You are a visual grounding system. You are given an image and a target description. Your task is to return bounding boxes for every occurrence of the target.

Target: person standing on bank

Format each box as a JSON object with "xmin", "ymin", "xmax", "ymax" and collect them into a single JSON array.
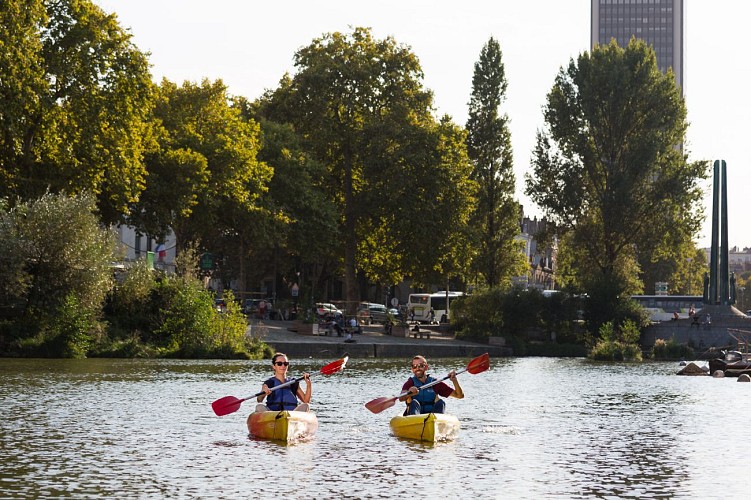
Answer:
[
  {"xmin": 256, "ymin": 352, "xmax": 311, "ymax": 411},
  {"xmin": 399, "ymin": 355, "xmax": 463, "ymax": 415}
]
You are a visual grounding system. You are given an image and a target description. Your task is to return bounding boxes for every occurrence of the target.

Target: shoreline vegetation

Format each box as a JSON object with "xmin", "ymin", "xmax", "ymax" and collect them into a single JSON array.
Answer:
[
  {"xmin": 0, "ymin": 193, "xmax": 272, "ymax": 360},
  {"xmin": 0, "ymin": 193, "xmax": 676, "ymax": 362}
]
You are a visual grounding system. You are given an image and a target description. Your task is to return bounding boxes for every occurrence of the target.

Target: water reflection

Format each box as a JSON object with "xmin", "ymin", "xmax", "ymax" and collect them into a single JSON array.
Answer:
[{"xmin": 1, "ymin": 357, "xmax": 748, "ymax": 498}]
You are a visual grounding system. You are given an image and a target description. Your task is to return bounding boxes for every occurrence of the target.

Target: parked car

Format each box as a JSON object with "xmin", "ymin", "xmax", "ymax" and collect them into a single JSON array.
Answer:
[
  {"xmin": 388, "ymin": 308, "xmax": 402, "ymax": 321},
  {"xmin": 316, "ymin": 303, "xmax": 343, "ymax": 318},
  {"xmin": 357, "ymin": 303, "xmax": 390, "ymax": 325},
  {"xmin": 242, "ymin": 299, "xmax": 258, "ymax": 316}
]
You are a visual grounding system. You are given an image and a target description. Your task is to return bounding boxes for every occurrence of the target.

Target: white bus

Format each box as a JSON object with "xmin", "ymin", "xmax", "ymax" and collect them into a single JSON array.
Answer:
[
  {"xmin": 407, "ymin": 291, "xmax": 464, "ymax": 323},
  {"xmin": 631, "ymin": 295, "xmax": 703, "ymax": 322}
]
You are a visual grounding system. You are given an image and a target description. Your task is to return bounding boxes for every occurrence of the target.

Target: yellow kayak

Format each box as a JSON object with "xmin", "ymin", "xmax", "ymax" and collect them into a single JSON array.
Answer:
[
  {"xmin": 389, "ymin": 413, "xmax": 460, "ymax": 442},
  {"xmin": 247, "ymin": 410, "xmax": 318, "ymax": 442}
]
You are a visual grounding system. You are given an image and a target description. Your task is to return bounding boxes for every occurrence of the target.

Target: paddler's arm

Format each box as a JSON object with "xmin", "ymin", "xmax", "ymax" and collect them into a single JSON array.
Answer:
[
  {"xmin": 297, "ymin": 373, "xmax": 312, "ymax": 404},
  {"xmin": 448, "ymin": 370, "xmax": 464, "ymax": 399},
  {"xmin": 399, "ymin": 382, "xmax": 418, "ymax": 402},
  {"xmin": 257, "ymin": 384, "xmax": 270, "ymax": 403}
]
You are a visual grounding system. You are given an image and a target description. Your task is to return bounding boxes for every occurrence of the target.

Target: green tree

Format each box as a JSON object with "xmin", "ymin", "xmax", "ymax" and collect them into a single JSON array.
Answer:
[
  {"xmin": 0, "ymin": 192, "xmax": 119, "ymax": 355},
  {"xmin": 129, "ymin": 79, "xmax": 272, "ymax": 293},
  {"xmin": 466, "ymin": 37, "xmax": 525, "ymax": 288},
  {"xmin": 261, "ymin": 28, "xmax": 476, "ymax": 307},
  {"xmin": 0, "ymin": 0, "xmax": 47, "ymax": 194},
  {"xmin": 638, "ymin": 240, "xmax": 707, "ymax": 296},
  {"xmin": 238, "ymin": 105, "xmax": 340, "ymax": 296},
  {"xmin": 0, "ymin": 0, "xmax": 155, "ymax": 223},
  {"xmin": 525, "ymin": 39, "xmax": 707, "ymax": 319}
]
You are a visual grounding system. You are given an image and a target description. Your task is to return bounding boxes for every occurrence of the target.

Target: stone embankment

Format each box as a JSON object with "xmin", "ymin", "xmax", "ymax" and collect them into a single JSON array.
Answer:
[
  {"xmin": 641, "ymin": 304, "xmax": 751, "ymax": 357},
  {"xmin": 248, "ymin": 320, "xmax": 510, "ymax": 359}
]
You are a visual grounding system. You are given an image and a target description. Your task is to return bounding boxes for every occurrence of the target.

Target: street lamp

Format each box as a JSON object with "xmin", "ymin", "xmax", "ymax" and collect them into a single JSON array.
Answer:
[{"xmin": 687, "ymin": 257, "xmax": 692, "ymax": 295}]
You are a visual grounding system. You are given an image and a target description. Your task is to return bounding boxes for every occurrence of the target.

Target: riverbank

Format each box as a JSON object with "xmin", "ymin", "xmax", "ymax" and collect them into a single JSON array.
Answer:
[{"xmin": 248, "ymin": 319, "xmax": 509, "ymax": 358}]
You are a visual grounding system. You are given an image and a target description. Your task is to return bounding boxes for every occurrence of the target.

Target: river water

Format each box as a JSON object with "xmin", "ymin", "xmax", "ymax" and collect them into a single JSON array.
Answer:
[{"xmin": 0, "ymin": 356, "xmax": 746, "ymax": 499}]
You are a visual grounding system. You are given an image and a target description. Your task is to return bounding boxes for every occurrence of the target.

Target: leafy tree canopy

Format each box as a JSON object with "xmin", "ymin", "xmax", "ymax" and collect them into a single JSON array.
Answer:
[
  {"xmin": 259, "ymin": 27, "xmax": 476, "ymax": 302},
  {"xmin": 0, "ymin": 0, "xmax": 156, "ymax": 223},
  {"xmin": 129, "ymin": 79, "xmax": 272, "ymax": 253},
  {"xmin": 526, "ymin": 39, "xmax": 707, "ymax": 300}
]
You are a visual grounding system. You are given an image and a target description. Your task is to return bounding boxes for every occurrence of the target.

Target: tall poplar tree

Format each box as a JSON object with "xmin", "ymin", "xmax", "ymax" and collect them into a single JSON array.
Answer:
[
  {"xmin": 525, "ymin": 39, "xmax": 706, "ymax": 318},
  {"xmin": 466, "ymin": 37, "xmax": 524, "ymax": 288}
]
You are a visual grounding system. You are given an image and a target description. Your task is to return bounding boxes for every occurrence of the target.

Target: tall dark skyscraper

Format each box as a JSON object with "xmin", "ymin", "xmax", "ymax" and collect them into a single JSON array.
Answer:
[{"xmin": 591, "ymin": 0, "xmax": 684, "ymax": 93}]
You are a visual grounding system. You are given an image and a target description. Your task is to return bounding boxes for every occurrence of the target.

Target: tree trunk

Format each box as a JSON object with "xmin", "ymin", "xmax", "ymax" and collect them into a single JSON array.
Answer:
[{"xmin": 343, "ymin": 147, "xmax": 359, "ymax": 315}]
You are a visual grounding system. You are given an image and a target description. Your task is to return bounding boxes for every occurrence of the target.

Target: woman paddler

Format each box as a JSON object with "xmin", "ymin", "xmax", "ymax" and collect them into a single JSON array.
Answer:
[{"xmin": 256, "ymin": 352, "xmax": 312, "ymax": 412}]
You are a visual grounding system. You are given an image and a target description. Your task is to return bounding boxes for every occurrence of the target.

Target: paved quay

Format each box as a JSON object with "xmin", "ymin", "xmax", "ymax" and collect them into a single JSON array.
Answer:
[{"xmin": 248, "ymin": 320, "xmax": 508, "ymax": 358}]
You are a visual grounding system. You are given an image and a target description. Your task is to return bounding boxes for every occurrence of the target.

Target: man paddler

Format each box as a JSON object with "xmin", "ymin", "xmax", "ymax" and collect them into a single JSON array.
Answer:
[{"xmin": 399, "ymin": 355, "xmax": 463, "ymax": 415}]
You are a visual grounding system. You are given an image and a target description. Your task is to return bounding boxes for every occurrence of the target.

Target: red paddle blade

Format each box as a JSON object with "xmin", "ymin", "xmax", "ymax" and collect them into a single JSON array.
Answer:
[
  {"xmin": 467, "ymin": 353, "xmax": 490, "ymax": 374},
  {"xmin": 364, "ymin": 396, "xmax": 398, "ymax": 414},
  {"xmin": 212, "ymin": 396, "xmax": 242, "ymax": 416},
  {"xmin": 320, "ymin": 355, "xmax": 348, "ymax": 375}
]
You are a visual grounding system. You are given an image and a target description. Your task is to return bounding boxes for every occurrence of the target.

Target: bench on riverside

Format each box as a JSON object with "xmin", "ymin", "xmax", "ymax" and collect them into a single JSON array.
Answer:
[{"xmin": 411, "ymin": 326, "xmax": 430, "ymax": 339}]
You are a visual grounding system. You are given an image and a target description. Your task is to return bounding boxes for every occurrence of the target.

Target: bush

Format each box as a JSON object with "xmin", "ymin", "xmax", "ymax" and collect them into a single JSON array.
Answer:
[
  {"xmin": 146, "ymin": 277, "xmax": 269, "ymax": 359},
  {"xmin": 589, "ymin": 320, "xmax": 643, "ymax": 361},
  {"xmin": 48, "ymin": 295, "xmax": 98, "ymax": 358},
  {"xmin": 0, "ymin": 192, "xmax": 118, "ymax": 356},
  {"xmin": 101, "ymin": 245, "xmax": 272, "ymax": 359},
  {"xmin": 452, "ymin": 288, "xmax": 507, "ymax": 340},
  {"xmin": 453, "ymin": 287, "xmax": 585, "ymax": 345},
  {"xmin": 651, "ymin": 337, "xmax": 694, "ymax": 360}
]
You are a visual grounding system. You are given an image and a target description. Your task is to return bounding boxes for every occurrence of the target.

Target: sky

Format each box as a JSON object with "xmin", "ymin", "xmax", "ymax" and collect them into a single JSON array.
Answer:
[{"xmin": 94, "ymin": 0, "xmax": 751, "ymax": 250}]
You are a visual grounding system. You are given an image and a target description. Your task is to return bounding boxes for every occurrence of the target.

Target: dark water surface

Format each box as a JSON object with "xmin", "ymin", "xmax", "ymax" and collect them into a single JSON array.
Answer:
[{"xmin": 0, "ymin": 357, "xmax": 746, "ymax": 498}]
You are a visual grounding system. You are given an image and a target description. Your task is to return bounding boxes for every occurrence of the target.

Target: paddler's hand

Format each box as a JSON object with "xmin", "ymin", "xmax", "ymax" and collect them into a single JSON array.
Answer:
[
  {"xmin": 408, "ymin": 386, "xmax": 419, "ymax": 396},
  {"xmin": 303, "ymin": 373, "xmax": 310, "ymax": 383},
  {"xmin": 262, "ymin": 384, "xmax": 271, "ymax": 396},
  {"xmin": 448, "ymin": 370, "xmax": 458, "ymax": 381}
]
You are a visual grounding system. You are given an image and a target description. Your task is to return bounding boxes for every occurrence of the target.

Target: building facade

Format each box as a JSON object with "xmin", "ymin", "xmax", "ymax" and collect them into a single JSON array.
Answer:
[
  {"xmin": 116, "ymin": 225, "xmax": 176, "ymax": 273},
  {"xmin": 591, "ymin": 0, "xmax": 684, "ymax": 92},
  {"xmin": 513, "ymin": 216, "xmax": 557, "ymax": 291}
]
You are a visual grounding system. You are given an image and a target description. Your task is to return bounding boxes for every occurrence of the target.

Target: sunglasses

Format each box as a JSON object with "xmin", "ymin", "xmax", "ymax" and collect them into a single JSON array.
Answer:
[
  {"xmin": 411, "ymin": 363, "xmax": 426, "ymax": 369},
  {"xmin": 274, "ymin": 361, "xmax": 289, "ymax": 366}
]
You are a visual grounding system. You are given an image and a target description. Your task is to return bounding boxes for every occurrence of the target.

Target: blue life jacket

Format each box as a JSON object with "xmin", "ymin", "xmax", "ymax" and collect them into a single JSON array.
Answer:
[
  {"xmin": 264, "ymin": 376, "xmax": 299, "ymax": 411},
  {"xmin": 411, "ymin": 375, "xmax": 438, "ymax": 411}
]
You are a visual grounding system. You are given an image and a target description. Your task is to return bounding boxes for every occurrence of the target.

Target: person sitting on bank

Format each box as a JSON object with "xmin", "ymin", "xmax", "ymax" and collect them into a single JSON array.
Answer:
[
  {"xmin": 399, "ymin": 355, "xmax": 463, "ymax": 415},
  {"xmin": 348, "ymin": 316, "xmax": 361, "ymax": 334},
  {"xmin": 256, "ymin": 352, "xmax": 311, "ymax": 412},
  {"xmin": 427, "ymin": 308, "xmax": 436, "ymax": 324},
  {"xmin": 690, "ymin": 314, "xmax": 700, "ymax": 327},
  {"xmin": 672, "ymin": 311, "xmax": 680, "ymax": 321}
]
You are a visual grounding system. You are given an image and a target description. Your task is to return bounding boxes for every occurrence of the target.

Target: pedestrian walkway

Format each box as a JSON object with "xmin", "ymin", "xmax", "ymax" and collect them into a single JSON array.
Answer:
[{"xmin": 247, "ymin": 320, "xmax": 509, "ymax": 358}]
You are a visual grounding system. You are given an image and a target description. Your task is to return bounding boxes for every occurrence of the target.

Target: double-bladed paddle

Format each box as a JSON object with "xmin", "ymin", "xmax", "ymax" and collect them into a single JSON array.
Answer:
[
  {"xmin": 212, "ymin": 355, "xmax": 349, "ymax": 416},
  {"xmin": 364, "ymin": 352, "xmax": 490, "ymax": 414}
]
